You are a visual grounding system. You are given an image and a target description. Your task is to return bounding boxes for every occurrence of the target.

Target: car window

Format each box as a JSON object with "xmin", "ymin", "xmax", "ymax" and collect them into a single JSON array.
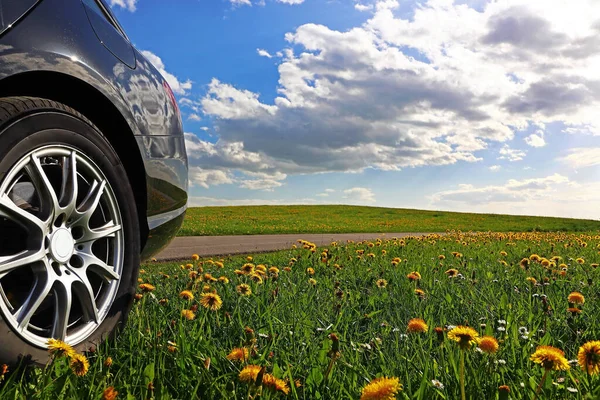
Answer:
[{"xmin": 0, "ymin": 0, "xmax": 39, "ymax": 33}]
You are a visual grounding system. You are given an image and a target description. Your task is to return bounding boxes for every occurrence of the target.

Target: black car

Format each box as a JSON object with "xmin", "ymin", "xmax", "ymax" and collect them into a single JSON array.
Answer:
[{"xmin": 0, "ymin": 0, "xmax": 188, "ymax": 363}]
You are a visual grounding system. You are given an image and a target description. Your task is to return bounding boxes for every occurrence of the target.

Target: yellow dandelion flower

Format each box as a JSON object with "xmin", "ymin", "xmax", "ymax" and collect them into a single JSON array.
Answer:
[
  {"xmin": 102, "ymin": 387, "xmax": 118, "ymax": 400},
  {"xmin": 529, "ymin": 254, "xmax": 541, "ymax": 262},
  {"xmin": 447, "ymin": 326, "xmax": 479, "ymax": 350},
  {"xmin": 214, "ymin": 261, "xmax": 224, "ymax": 268},
  {"xmin": 192, "ymin": 254, "xmax": 200, "ymax": 261},
  {"xmin": 250, "ymin": 273, "xmax": 263, "ymax": 284},
  {"xmin": 47, "ymin": 339, "xmax": 75, "ymax": 358},
  {"xmin": 104, "ymin": 357, "xmax": 113, "ymax": 367},
  {"xmin": 407, "ymin": 272, "xmax": 421, "ymax": 281},
  {"xmin": 200, "ymin": 292, "xmax": 223, "ymax": 311},
  {"xmin": 568, "ymin": 291, "xmax": 585, "ymax": 305},
  {"xmin": 376, "ymin": 279, "xmax": 388, "ymax": 288},
  {"xmin": 576, "ymin": 258, "xmax": 585, "ymax": 264},
  {"xmin": 241, "ymin": 263, "xmax": 255, "ymax": 274},
  {"xmin": 236, "ymin": 284, "xmax": 252, "ymax": 296},
  {"xmin": 247, "ymin": 256, "xmax": 253, "ymax": 262},
  {"xmin": 139, "ymin": 283, "xmax": 155, "ymax": 292},
  {"xmin": 445, "ymin": 268, "xmax": 459, "ymax": 277},
  {"xmin": 256, "ymin": 264, "xmax": 267, "ymax": 272},
  {"xmin": 578, "ymin": 340, "xmax": 600, "ymax": 375},
  {"xmin": 268, "ymin": 267, "xmax": 280, "ymax": 275},
  {"xmin": 306, "ymin": 268, "xmax": 315, "ymax": 275},
  {"xmin": 218, "ymin": 276, "xmax": 230, "ymax": 284},
  {"xmin": 179, "ymin": 290, "xmax": 194, "ymax": 300},
  {"xmin": 181, "ymin": 309, "xmax": 196, "ymax": 320},
  {"xmin": 407, "ymin": 318, "xmax": 428, "ymax": 333},
  {"xmin": 414, "ymin": 288, "xmax": 425, "ymax": 298},
  {"xmin": 526, "ymin": 277, "xmax": 537, "ymax": 285},
  {"xmin": 540, "ymin": 258, "xmax": 550, "ymax": 267},
  {"xmin": 70, "ymin": 353, "xmax": 90, "ymax": 377},
  {"xmin": 226, "ymin": 347, "xmax": 249, "ymax": 362},
  {"xmin": 239, "ymin": 364, "xmax": 262, "ymax": 382},
  {"xmin": 360, "ymin": 376, "xmax": 402, "ymax": 400},
  {"xmin": 438, "ymin": 255, "xmax": 446, "ymax": 260},
  {"xmin": 263, "ymin": 374, "xmax": 290, "ymax": 394},
  {"xmin": 499, "ymin": 251, "xmax": 507, "ymax": 256},
  {"xmin": 308, "ymin": 278, "xmax": 317, "ymax": 286},
  {"xmin": 478, "ymin": 336, "xmax": 499, "ymax": 354},
  {"xmin": 530, "ymin": 345, "xmax": 570, "ymax": 371}
]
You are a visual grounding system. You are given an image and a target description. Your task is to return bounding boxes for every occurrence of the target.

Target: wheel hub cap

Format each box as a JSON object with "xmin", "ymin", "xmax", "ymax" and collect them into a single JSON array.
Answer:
[{"xmin": 50, "ymin": 228, "xmax": 75, "ymax": 263}]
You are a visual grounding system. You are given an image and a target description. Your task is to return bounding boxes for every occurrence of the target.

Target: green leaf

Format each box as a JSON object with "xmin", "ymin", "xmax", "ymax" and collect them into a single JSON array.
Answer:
[{"xmin": 143, "ymin": 363, "xmax": 155, "ymax": 385}]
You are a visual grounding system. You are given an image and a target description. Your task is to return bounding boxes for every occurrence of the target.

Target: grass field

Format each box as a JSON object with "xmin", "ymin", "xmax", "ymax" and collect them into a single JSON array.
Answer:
[
  {"xmin": 179, "ymin": 205, "xmax": 600, "ymax": 236},
  {"xmin": 2, "ymin": 232, "xmax": 600, "ymax": 399}
]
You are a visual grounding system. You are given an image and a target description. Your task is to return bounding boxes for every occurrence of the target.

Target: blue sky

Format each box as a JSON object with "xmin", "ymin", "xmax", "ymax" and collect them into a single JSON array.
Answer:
[{"xmin": 109, "ymin": 0, "xmax": 600, "ymax": 220}]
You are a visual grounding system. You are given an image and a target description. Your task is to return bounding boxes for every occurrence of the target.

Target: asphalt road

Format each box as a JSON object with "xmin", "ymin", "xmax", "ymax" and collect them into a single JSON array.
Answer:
[{"xmin": 154, "ymin": 232, "xmax": 435, "ymax": 261}]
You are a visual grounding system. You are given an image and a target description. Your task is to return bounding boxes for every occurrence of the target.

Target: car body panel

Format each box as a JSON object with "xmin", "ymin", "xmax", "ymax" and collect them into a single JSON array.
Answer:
[{"xmin": 0, "ymin": 0, "xmax": 188, "ymax": 259}]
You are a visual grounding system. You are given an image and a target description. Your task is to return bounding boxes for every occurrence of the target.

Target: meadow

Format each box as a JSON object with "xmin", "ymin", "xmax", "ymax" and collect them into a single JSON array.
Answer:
[
  {"xmin": 1, "ymin": 231, "xmax": 600, "ymax": 399},
  {"xmin": 179, "ymin": 206, "xmax": 600, "ymax": 236}
]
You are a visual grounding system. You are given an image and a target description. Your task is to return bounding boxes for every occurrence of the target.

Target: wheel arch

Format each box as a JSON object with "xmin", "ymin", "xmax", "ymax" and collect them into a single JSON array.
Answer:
[{"xmin": 0, "ymin": 71, "xmax": 149, "ymax": 249}]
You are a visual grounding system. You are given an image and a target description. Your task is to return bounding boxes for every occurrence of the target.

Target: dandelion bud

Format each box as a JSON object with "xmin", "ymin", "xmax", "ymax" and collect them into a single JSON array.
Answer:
[
  {"xmin": 498, "ymin": 385, "xmax": 510, "ymax": 400},
  {"xmin": 435, "ymin": 327, "xmax": 445, "ymax": 342}
]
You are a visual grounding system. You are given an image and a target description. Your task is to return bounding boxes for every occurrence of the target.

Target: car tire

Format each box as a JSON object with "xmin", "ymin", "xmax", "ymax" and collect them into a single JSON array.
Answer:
[{"xmin": 0, "ymin": 96, "xmax": 140, "ymax": 365}]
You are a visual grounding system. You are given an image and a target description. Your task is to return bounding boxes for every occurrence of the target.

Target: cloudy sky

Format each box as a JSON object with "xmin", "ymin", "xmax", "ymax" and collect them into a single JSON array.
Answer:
[{"xmin": 110, "ymin": 0, "xmax": 600, "ymax": 220}]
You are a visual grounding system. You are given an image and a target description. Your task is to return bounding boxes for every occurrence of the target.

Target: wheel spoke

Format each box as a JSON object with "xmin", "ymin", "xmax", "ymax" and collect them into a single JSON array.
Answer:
[
  {"xmin": 77, "ymin": 221, "xmax": 122, "ymax": 244},
  {"xmin": 72, "ymin": 279, "xmax": 99, "ymax": 324},
  {"xmin": 79, "ymin": 180, "xmax": 106, "ymax": 218},
  {"xmin": 51, "ymin": 281, "xmax": 72, "ymax": 340},
  {"xmin": 0, "ymin": 249, "xmax": 45, "ymax": 279},
  {"xmin": 25, "ymin": 155, "xmax": 60, "ymax": 224},
  {"xmin": 15, "ymin": 270, "xmax": 53, "ymax": 331},
  {"xmin": 77, "ymin": 249, "xmax": 120, "ymax": 281},
  {"xmin": 0, "ymin": 193, "xmax": 46, "ymax": 235},
  {"xmin": 59, "ymin": 152, "xmax": 79, "ymax": 217}
]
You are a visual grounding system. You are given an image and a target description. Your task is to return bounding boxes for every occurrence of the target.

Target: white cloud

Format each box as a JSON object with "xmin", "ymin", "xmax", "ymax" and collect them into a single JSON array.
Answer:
[
  {"xmin": 558, "ymin": 147, "xmax": 600, "ymax": 169},
  {"xmin": 524, "ymin": 130, "xmax": 546, "ymax": 147},
  {"xmin": 184, "ymin": 133, "xmax": 288, "ymax": 191},
  {"xmin": 109, "ymin": 0, "xmax": 137, "ymax": 12},
  {"xmin": 229, "ymin": 0, "xmax": 252, "ymax": 6},
  {"xmin": 343, "ymin": 187, "xmax": 376, "ymax": 203},
  {"xmin": 257, "ymin": 48, "xmax": 273, "ymax": 58},
  {"xmin": 316, "ymin": 189, "xmax": 335, "ymax": 197},
  {"xmin": 187, "ymin": 114, "xmax": 202, "ymax": 121},
  {"xmin": 431, "ymin": 174, "xmax": 600, "ymax": 219},
  {"xmin": 141, "ymin": 50, "xmax": 192, "ymax": 95},
  {"xmin": 489, "ymin": 165, "xmax": 501, "ymax": 171},
  {"xmin": 197, "ymin": 0, "xmax": 600, "ymax": 193},
  {"xmin": 239, "ymin": 171, "xmax": 287, "ymax": 191},
  {"xmin": 199, "ymin": 127, "xmax": 210, "ymax": 131},
  {"xmin": 277, "ymin": 0, "xmax": 305, "ymax": 4},
  {"xmin": 498, "ymin": 145, "xmax": 526, "ymax": 162},
  {"xmin": 355, "ymin": 3, "xmax": 373, "ymax": 12},
  {"xmin": 189, "ymin": 167, "xmax": 234, "ymax": 189}
]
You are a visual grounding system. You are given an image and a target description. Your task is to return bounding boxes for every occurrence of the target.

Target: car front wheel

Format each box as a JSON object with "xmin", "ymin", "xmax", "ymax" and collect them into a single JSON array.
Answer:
[{"xmin": 0, "ymin": 97, "xmax": 140, "ymax": 364}]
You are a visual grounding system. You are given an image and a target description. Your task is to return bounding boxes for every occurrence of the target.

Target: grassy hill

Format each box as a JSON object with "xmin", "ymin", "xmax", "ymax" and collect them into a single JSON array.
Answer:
[{"xmin": 177, "ymin": 205, "xmax": 600, "ymax": 236}]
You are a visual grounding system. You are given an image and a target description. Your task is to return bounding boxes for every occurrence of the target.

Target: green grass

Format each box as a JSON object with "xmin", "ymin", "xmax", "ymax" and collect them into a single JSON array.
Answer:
[
  {"xmin": 178, "ymin": 205, "xmax": 600, "ymax": 236},
  {"xmin": 2, "ymin": 232, "xmax": 600, "ymax": 399}
]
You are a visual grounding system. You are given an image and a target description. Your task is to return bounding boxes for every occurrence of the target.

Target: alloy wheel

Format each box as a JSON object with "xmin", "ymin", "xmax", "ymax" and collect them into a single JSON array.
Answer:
[{"xmin": 0, "ymin": 145, "xmax": 124, "ymax": 348}]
